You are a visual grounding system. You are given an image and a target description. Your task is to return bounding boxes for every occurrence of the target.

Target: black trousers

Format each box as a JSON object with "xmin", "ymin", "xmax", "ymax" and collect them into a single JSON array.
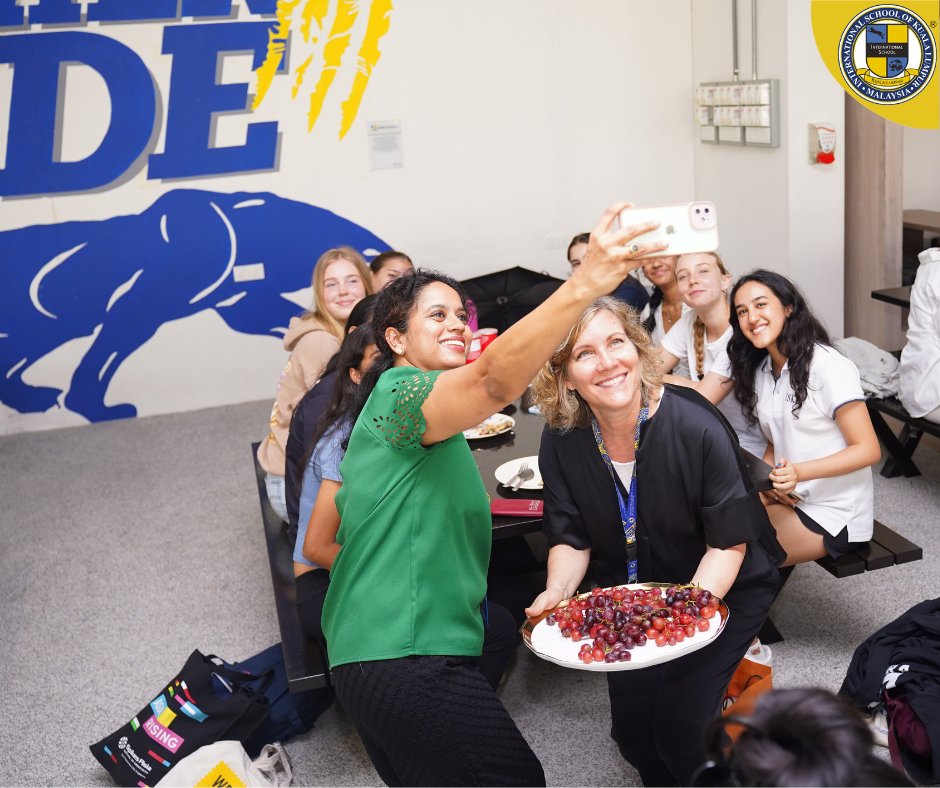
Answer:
[
  {"xmin": 332, "ymin": 656, "xmax": 545, "ymax": 787},
  {"xmin": 296, "ymin": 569, "xmax": 518, "ymax": 692},
  {"xmin": 607, "ymin": 579, "xmax": 778, "ymax": 786}
]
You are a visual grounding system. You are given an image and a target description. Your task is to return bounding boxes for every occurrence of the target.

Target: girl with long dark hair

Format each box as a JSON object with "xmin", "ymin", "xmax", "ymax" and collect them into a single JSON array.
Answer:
[
  {"xmin": 728, "ymin": 270, "xmax": 880, "ymax": 565},
  {"xmin": 293, "ymin": 324, "xmax": 379, "ymax": 646},
  {"xmin": 320, "ymin": 204, "xmax": 664, "ymax": 787}
]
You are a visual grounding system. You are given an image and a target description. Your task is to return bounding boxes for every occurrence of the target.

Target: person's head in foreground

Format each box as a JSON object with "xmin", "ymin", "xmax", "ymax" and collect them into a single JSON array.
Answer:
[
  {"xmin": 370, "ymin": 250, "xmax": 415, "ymax": 291},
  {"xmin": 532, "ymin": 295, "xmax": 662, "ymax": 432},
  {"xmin": 692, "ymin": 687, "xmax": 912, "ymax": 787}
]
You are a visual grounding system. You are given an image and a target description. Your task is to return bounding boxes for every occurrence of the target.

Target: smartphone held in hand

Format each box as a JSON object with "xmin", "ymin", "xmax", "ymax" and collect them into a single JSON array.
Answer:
[{"xmin": 618, "ymin": 201, "xmax": 720, "ymax": 257}]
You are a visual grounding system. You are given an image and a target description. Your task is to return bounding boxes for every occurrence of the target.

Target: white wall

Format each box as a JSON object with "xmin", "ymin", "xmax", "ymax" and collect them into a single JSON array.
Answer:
[
  {"xmin": 690, "ymin": 0, "xmax": 846, "ymax": 336},
  {"xmin": 0, "ymin": 1, "xmax": 698, "ymax": 434},
  {"xmin": 903, "ymin": 128, "xmax": 940, "ymax": 210}
]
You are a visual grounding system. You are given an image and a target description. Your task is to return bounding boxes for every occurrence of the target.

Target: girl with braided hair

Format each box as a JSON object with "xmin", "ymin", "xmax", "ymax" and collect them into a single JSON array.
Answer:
[{"xmin": 656, "ymin": 252, "xmax": 766, "ymax": 456}]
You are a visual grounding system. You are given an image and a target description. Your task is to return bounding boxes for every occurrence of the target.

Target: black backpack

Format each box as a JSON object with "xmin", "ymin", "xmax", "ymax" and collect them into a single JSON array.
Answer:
[{"xmin": 231, "ymin": 643, "xmax": 334, "ymax": 756}]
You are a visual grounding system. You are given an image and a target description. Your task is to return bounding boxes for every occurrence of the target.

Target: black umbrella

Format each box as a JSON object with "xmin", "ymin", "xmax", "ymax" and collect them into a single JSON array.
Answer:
[{"xmin": 460, "ymin": 266, "xmax": 565, "ymax": 333}]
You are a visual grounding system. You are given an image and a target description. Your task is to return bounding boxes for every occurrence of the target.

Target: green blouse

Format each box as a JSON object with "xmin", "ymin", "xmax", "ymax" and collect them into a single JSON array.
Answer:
[{"xmin": 323, "ymin": 366, "xmax": 492, "ymax": 668}]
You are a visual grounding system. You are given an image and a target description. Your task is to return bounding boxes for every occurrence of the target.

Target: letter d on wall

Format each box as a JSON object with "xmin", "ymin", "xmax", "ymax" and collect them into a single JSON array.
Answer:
[{"xmin": 0, "ymin": 33, "xmax": 156, "ymax": 197}]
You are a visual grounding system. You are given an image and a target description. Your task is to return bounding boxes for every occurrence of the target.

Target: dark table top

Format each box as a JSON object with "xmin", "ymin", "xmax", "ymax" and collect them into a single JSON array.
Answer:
[
  {"xmin": 468, "ymin": 404, "xmax": 547, "ymax": 539},
  {"xmin": 871, "ymin": 286, "xmax": 911, "ymax": 308}
]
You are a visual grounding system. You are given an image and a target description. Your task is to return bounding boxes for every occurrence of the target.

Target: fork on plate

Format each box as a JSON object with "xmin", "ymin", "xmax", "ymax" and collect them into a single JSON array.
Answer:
[{"xmin": 510, "ymin": 462, "xmax": 532, "ymax": 492}]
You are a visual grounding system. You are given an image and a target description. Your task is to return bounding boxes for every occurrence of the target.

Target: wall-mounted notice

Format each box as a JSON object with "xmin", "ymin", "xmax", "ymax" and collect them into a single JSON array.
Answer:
[{"xmin": 368, "ymin": 120, "xmax": 403, "ymax": 170}]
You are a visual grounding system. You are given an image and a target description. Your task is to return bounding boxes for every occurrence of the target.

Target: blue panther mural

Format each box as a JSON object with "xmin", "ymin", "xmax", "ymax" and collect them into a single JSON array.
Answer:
[{"xmin": 0, "ymin": 189, "xmax": 389, "ymax": 422}]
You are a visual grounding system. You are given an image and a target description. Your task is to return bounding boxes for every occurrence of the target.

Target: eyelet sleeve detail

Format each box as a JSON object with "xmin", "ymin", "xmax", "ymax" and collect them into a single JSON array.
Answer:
[{"xmin": 371, "ymin": 369, "xmax": 440, "ymax": 450}]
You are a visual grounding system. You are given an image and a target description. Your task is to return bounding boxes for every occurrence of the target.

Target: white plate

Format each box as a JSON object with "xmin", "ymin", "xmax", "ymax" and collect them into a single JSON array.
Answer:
[
  {"xmin": 521, "ymin": 583, "xmax": 728, "ymax": 671},
  {"xmin": 494, "ymin": 456, "xmax": 542, "ymax": 490},
  {"xmin": 463, "ymin": 414, "xmax": 516, "ymax": 441}
]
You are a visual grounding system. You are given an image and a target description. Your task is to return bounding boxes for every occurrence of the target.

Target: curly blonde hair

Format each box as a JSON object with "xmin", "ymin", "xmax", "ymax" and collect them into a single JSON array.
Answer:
[{"xmin": 531, "ymin": 296, "xmax": 663, "ymax": 432}]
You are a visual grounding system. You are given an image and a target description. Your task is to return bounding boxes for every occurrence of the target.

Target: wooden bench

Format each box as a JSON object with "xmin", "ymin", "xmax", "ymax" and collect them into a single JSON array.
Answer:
[
  {"xmin": 759, "ymin": 520, "xmax": 923, "ymax": 644},
  {"xmin": 251, "ymin": 443, "xmax": 330, "ymax": 693},
  {"xmin": 866, "ymin": 395, "xmax": 940, "ymax": 478},
  {"xmin": 815, "ymin": 519, "xmax": 923, "ymax": 578}
]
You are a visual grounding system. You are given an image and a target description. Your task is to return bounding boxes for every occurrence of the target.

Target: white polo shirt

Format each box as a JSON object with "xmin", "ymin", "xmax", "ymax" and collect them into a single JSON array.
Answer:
[
  {"xmin": 661, "ymin": 311, "xmax": 767, "ymax": 457},
  {"xmin": 899, "ymin": 255, "xmax": 940, "ymax": 417},
  {"xmin": 754, "ymin": 344, "xmax": 873, "ymax": 542}
]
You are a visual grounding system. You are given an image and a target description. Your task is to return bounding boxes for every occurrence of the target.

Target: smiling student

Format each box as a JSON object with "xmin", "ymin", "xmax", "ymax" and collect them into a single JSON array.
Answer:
[
  {"xmin": 257, "ymin": 247, "xmax": 373, "ymax": 521},
  {"xmin": 727, "ymin": 270, "xmax": 881, "ymax": 565},
  {"xmin": 657, "ymin": 252, "xmax": 767, "ymax": 456},
  {"xmin": 370, "ymin": 250, "xmax": 415, "ymax": 290}
]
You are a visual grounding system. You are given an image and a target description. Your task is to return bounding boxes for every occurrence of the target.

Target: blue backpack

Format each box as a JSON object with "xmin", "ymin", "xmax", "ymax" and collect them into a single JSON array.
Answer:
[{"xmin": 231, "ymin": 643, "xmax": 333, "ymax": 756}]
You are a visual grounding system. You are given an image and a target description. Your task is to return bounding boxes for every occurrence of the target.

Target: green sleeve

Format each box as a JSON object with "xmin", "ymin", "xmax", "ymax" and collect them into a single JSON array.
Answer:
[{"xmin": 363, "ymin": 366, "xmax": 443, "ymax": 451}]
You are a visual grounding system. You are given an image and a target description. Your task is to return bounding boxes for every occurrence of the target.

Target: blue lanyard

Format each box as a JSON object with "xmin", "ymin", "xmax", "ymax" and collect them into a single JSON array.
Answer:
[{"xmin": 591, "ymin": 402, "xmax": 648, "ymax": 583}]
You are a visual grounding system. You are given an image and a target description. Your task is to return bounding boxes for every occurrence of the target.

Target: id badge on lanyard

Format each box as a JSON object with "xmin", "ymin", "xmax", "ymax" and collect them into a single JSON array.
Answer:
[{"xmin": 591, "ymin": 403, "xmax": 648, "ymax": 584}]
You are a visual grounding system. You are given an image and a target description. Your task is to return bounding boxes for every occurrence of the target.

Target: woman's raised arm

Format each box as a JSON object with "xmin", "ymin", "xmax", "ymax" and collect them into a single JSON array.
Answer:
[{"xmin": 420, "ymin": 204, "xmax": 667, "ymax": 444}]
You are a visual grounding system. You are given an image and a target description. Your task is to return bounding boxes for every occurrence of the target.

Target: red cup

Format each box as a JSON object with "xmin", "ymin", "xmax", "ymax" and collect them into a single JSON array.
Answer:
[
  {"xmin": 477, "ymin": 328, "xmax": 498, "ymax": 352},
  {"xmin": 466, "ymin": 337, "xmax": 482, "ymax": 363}
]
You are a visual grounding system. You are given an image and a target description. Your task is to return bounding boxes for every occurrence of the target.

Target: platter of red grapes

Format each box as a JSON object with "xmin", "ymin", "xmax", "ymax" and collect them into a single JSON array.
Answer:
[{"xmin": 521, "ymin": 583, "xmax": 729, "ymax": 671}]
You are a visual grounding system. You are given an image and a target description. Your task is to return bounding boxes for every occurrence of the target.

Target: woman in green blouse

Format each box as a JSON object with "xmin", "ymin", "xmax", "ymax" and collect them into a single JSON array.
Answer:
[{"xmin": 321, "ymin": 203, "xmax": 663, "ymax": 787}]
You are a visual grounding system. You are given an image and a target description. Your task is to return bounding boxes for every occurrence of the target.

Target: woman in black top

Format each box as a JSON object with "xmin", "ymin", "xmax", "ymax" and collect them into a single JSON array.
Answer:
[{"xmin": 526, "ymin": 296, "xmax": 784, "ymax": 787}]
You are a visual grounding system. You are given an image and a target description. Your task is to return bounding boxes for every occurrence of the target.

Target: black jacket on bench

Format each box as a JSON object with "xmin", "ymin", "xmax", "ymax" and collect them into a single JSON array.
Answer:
[{"xmin": 285, "ymin": 371, "xmax": 336, "ymax": 530}]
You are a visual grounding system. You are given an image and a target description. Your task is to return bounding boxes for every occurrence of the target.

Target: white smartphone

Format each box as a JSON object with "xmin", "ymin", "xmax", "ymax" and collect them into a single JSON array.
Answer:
[{"xmin": 618, "ymin": 201, "xmax": 720, "ymax": 258}]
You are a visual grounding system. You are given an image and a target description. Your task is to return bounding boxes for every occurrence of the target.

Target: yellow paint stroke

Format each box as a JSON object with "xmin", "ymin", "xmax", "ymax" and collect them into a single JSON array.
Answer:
[
  {"xmin": 339, "ymin": 0, "xmax": 392, "ymax": 138},
  {"xmin": 306, "ymin": 0, "xmax": 359, "ymax": 132},
  {"xmin": 253, "ymin": 0, "xmax": 300, "ymax": 110},
  {"xmin": 253, "ymin": 0, "xmax": 393, "ymax": 137},
  {"xmin": 292, "ymin": 54, "xmax": 314, "ymax": 100},
  {"xmin": 300, "ymin": 0, "xmax": 330, "ymax": 43}
]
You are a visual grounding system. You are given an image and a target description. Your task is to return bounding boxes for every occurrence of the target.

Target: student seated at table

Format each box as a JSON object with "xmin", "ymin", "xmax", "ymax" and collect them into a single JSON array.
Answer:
[
  {"xmin": 257, "ymin": 247, "xmax": 373, "ymax": 522},
  {"xmin": 656, "ymin": 252, "xmax": 767, "ymax": 456},
  {"xmin": 569, "ymin": 232, "xmax": 649, "ymax": 313},
  {"xmin": 525, "ymin": 295, "xmax": 784, "ymax": 787},
  {"xmin": 319, "ymin": 204, "xmax": 665, "ymax": 787},
  {"xmin": 899, "ymin": 247, "xmax": 940, "ymax": 425},
  {"xmin": 727, "ymin": 270, "xmax": 880, "ymax": 565},
  {"xmin": 284, "ymin": 295, "xmax": 378, "ymax": 530},
  {"xmin": 693, "ymin": 688, "xmax": 912, "ymax": 786},
  {"xmin": 638, "ymin": 254, "xmax": 690, "ymax": 377},
  {"xmin": 370, "ymin": 250, "xmax": 415, "ymax": 291}
]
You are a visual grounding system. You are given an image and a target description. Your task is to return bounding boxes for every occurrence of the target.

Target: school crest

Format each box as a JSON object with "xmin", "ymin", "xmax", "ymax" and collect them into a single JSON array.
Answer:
[{"xmin": 840, "ymin": 5, "xmax": 935, "ymax": 104}]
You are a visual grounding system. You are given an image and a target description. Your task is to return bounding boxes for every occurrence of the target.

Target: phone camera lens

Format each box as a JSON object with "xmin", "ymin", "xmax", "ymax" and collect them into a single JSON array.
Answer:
[{"xmin": 704, "ymin": 207, "xmax": 710, "ymax": 213}]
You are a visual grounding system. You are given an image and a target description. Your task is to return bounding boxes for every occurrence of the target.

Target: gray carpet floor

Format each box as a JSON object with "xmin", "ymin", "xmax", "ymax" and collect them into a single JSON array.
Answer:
[{"xmin": 0, "ymin": 400, "xmax": 936, "ymax": 787}]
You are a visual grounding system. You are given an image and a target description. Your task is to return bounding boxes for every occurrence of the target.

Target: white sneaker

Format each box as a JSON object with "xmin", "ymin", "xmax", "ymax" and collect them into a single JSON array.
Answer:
[
  {"xmin": 868, "ymin": 705, "xmax": 889, "ymax": 748},
  {"xmin": 745, "ymin": 640, "xmax": 774, "ymax": 667}
]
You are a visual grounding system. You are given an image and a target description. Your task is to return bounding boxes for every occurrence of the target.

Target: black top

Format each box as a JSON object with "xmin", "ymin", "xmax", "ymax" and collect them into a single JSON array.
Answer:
[
  {"xmin": 284, "ymin": 370, "xmax": 336, "ymax": 529},
  {"xmin": 539, "ymin": 385, "xmax": 784, "ymax": 605},
  {"xmin": 612, "ymin": 275, "xmax": 650, "ymax": 314}
]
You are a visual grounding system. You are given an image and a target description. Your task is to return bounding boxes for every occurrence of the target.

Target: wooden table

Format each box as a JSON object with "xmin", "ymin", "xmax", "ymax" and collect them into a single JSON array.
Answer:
[
  {"xmin": 871, "ymin": 286, "xmax": 911, "ymax": 309},
  {"xmin": 903, "ymin": 209, "xmax": 940, "ymax": 235}
]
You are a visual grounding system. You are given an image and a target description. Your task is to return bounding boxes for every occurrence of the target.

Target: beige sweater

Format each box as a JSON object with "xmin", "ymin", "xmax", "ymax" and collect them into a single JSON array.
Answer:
[{"xmin": 257, "ymin": 316, "xmax": 341, "ymax": 476}]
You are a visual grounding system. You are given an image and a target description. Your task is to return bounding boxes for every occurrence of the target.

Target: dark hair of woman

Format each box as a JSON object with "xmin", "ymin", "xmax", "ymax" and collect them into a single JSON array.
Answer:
[
  {"xmin": 298, "ymin": 321, "xmax": 377, "ymax": 476},
  {"xmin": 727, "ymin": 270, "xmax": 831, "ymax": 426},
  {"xmin": 696, "ymin": 688, "xmax": 912, "ymax": 787},
  {"xmin": 321, "ymin": 294, "xmax": 378, "ymax": 377},
  {"xmin": 567, "ymin": 232, "xmax": 590, "ymax": 261},
  {"xmin": 642, "ymin": 285, "xmax": 664, "ymax": 335},
  {"xmin": 370, "ymin": 250, "xmax": 414, "ymax": 273},
  {"xmin": 347, "ymin": 269, "xmax": 469, "ymax": 433}
]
